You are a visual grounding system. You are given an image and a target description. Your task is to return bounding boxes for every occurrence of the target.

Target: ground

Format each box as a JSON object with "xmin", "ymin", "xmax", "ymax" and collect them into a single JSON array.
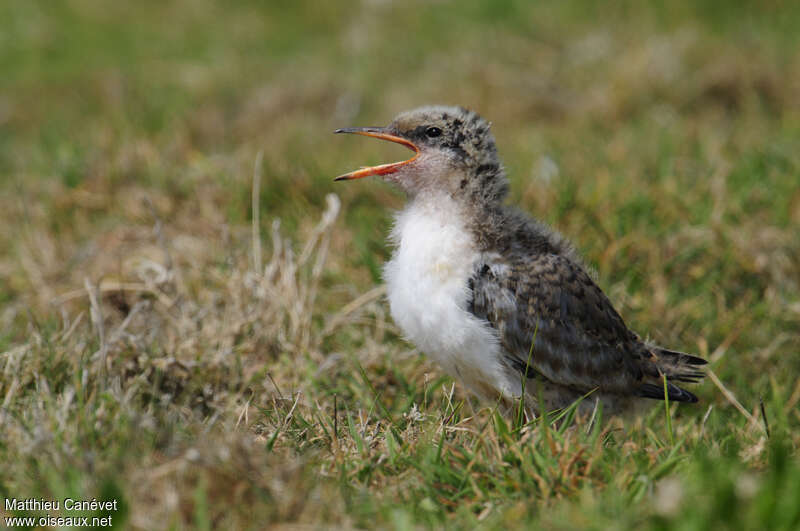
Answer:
[{"xmin": 1, "ymin": 0, "xmax": 799, "ymax": 529}]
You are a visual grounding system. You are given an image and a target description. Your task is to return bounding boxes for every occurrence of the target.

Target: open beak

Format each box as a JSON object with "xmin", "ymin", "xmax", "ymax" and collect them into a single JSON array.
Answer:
[{"xmin": 334, "ymin": 127, "xmax": 420, "ymax": 181}]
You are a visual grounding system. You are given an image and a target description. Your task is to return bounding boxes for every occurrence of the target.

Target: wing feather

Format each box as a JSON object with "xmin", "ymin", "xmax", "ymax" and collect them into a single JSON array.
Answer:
[{"xmin": 468, "ymin": 254, "xmax": 653, "ymax": 394}]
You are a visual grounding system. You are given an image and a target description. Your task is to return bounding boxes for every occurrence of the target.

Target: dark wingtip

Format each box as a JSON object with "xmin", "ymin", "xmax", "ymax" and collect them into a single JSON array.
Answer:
[
  {"xmin": 637, "ymin": 382, "xmax": 699, "ymax": 403},
  {"xmin": 681, "ymin": 390, "xmax": 699, "ymax": 403}
]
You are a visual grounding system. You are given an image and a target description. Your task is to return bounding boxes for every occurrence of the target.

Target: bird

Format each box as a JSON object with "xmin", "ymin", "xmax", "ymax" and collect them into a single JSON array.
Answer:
[{"xmin": 334, "ymin": 105, "xmax": 706, "ymax": 416}]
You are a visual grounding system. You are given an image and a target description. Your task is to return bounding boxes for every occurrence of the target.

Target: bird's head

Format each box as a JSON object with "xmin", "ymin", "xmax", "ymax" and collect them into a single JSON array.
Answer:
[{"xmin": 335, "ymin": 106, "xmax": 507, "ymax": 204}]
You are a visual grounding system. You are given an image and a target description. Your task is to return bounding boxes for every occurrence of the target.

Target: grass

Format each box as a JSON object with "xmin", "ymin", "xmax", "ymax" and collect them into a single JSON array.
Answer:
[{"xmin": 1, "ymin": 0, "xmax": 799, "ymax": 528}]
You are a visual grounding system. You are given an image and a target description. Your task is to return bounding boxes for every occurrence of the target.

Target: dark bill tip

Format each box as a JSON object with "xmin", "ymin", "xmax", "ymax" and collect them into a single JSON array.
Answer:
[{"xmin": 334, "ymin": 127, "xmax": 385, "ymax": 135}]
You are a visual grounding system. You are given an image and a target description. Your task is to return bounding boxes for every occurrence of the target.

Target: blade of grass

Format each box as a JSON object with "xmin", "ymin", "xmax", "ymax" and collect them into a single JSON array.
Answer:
[{"xmin": 663, "ymin": 374, "xmax": 674, "ymax": 446}]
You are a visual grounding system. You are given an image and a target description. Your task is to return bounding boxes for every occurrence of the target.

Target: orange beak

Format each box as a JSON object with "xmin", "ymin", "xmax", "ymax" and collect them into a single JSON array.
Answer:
[{"xmin": 334, "ymin": 127, "xmax": 420, "ymax": 181}]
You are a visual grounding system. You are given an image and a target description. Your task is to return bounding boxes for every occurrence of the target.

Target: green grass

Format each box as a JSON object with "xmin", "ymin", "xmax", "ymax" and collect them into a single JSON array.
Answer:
[{"xmin": 1, "ymin": 0, "xmax": 799, "ymax": 529}]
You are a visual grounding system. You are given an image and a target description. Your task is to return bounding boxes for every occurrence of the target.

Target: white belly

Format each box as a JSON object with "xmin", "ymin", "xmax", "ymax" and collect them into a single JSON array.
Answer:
[{"xmin": 383, "ymin": 197, "xmax": 521, "ymax": 400}]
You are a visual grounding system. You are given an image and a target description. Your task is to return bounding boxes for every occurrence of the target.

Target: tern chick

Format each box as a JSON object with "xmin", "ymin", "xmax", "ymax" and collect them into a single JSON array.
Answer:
[{"xmin": 335, "ymin": 105, "xmax": 706, "ymax": 416}]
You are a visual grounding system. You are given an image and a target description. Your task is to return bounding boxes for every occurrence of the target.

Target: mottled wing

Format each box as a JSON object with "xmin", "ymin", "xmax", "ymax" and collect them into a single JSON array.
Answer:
[{"xmin": 467, "ymin": 253, "xmax": 655, "ymax": 394}]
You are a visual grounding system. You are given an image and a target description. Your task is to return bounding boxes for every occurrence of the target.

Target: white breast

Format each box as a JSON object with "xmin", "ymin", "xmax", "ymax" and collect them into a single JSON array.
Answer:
[{"xmin": 383, "ymin": 196, "xmax": 521, "ymax": 400}]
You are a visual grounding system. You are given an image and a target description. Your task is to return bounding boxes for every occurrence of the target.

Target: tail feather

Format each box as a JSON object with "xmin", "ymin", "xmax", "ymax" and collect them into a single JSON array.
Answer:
[
  {"xmin": 653, "ymin": 347, "xmax": 707, "ymax": 380},
  {"xmin": 639, "ymin": 346, "xmax": 706, "ymax": 403},
  {"xmin": 668, "ymin": 372, "xmax": 705, "ymax": 383},
  {"xmin": 656, "ymin": 347, "xmax": 708, "ymax": 366}
]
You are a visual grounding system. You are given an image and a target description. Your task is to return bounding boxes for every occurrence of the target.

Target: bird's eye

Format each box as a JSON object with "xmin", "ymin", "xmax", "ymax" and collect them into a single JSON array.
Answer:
[{"xmin": 425, "ymin": 126, "xmax": 442, "ymax": 138}]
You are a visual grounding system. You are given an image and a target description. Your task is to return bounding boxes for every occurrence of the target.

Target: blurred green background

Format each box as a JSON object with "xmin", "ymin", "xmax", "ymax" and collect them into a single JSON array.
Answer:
[{"xmin": 1, "ymin": 1, "xmax": 799, "ymax": 529}]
